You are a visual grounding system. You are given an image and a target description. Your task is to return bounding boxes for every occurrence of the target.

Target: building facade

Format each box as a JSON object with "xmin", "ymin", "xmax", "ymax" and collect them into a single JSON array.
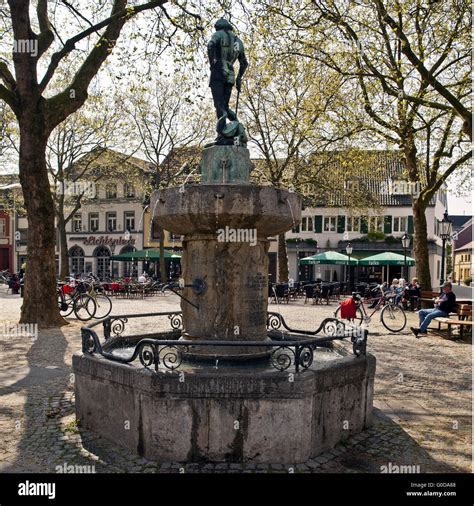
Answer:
[
  {"xmin": 0, "ymin": 209, "xmax": 13, "ymax": 272},
  {"xmin": 268, "ymin": 151, "xmax": 449, "ymax": 288}
]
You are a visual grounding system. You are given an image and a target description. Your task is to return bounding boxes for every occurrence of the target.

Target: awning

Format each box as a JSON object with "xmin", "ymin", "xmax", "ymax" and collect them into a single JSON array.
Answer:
[
  {"xmin": 110, "ymin": 249, "xmax": 181, "ymax": 261},
  {"xmin": 358, "ymin": 252, "xmax": 415, "ymax": 266},
  {"xmin": 299, "ymin": 251, "xmax": 359, "ymax": 265}
]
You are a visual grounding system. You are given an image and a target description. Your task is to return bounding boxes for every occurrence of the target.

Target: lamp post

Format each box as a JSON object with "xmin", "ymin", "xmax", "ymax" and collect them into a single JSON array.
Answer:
[
  {"xmin": 439, "ymin": 210, "xmax": 452, "ymax": 285},
  {"xmin": 346, "ymin": 242, "xmax": 353, "ymax": 292},
  {"xmin": 401, "ymin": 233, "xmax": 410, "ymax": 280},
  {"xmin": 110, "ymin": 243, "xmax": 116, "ymax": 280}
]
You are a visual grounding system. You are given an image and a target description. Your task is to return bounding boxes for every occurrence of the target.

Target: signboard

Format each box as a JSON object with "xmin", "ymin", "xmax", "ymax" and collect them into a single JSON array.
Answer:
[{"xmin": 82, "ymin": 236, "xmax": 135, "ymax": 247}]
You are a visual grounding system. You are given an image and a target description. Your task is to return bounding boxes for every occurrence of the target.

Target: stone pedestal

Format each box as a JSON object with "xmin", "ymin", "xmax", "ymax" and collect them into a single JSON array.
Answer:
[
  {"xmin": 73, "ymin": 348, "xmax": 376, "ymax": 463},
  {"xmin": 200, "ymin": 145, "xmax": 253, "ymax": 184},
  {"xmin": 150, "ymin": 181, "xmax": 301, "ymax": 360}
]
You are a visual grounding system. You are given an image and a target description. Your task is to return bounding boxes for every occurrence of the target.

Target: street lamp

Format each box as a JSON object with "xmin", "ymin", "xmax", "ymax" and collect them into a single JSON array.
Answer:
[
  {"xmin": 439, "ymin": 210, "xmax": 453, "ymax": 285},
  {"xmin": 110, "ymin": 243, "xmax": 116, "ymax": 280},
  {"xmin": 401, "ymin": 233, "xmax": 410, "ymax": 280},
  {"xmin": 346, "ymin": 242, "xmax": 353, "ymax": 292}
]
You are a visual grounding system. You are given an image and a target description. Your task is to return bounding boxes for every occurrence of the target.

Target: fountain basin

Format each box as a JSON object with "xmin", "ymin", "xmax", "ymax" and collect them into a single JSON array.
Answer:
[
  {"xmin": 150, "ymin": 185, "xmax": 301, "ymax": 236},
  {"xmin": 73, "ymin": 343, "xmax": 375, "ymax": 463}
]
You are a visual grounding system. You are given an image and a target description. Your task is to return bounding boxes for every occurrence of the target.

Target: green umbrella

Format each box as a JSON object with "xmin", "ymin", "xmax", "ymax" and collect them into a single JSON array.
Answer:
[
  {"xmin": 358, "ymin": 251, "xmax": 415, "ymax": 266},
  {"xmin": 299, "ymin": 251, "xmax": 359, "ymax": 265},
  {"xmin": 110, "ymin": 249, "xmax": 179, "ymax": 261}
]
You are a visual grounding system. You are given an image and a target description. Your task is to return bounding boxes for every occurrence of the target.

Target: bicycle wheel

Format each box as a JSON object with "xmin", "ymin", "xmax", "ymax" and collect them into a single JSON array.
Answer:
[
  {"xmin": 381, "ymin": 303, "xmax": 407, "ymax": 332},
  {"xmin": 334, "ymin": 306, "xmax": 364, "ymax": 325},
  {"xmin": 73, "ymin": 294, "xmax": 97, "ymax": 321},
  {"xmin": 92, "ymin": 294, "xmax": 112, "ymax": 319},
  {"xmin": 61, "ymin": 292, "xmax": 75, "ymax": 317}
]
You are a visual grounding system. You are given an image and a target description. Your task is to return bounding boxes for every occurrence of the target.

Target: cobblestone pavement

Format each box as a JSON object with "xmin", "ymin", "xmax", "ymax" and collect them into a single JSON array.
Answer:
[{"xmin": 0, "ymin": 287, "xmax": 471, "ymax": 474}]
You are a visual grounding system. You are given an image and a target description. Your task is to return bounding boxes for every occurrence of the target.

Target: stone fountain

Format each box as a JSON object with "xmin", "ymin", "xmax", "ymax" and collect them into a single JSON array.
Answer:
[
  {"xmin": 72, "ymin": 143, "xmax": 375, "ymax": 464},
  {"xmin": 72, "ymin": 17, "xmax": 374, "ymax": 464}
]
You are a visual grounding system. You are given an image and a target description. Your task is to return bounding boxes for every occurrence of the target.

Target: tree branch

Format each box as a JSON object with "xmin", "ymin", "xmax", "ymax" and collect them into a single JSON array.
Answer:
[
  {"xmin": 375, "ymin": 0, "xmax": 472, "ymax": 139},
  {"xmin": 39, "ymin": 0, "xmax": 167, "ymax": 94},
  {"xmin": 37, "ymin": 0, "xmax": 55, "ymax": 58}
]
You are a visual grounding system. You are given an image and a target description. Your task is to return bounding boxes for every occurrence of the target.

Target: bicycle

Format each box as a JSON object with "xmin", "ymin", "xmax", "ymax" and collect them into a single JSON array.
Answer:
[
  {"xmin": 57, "ymin": 281, "xmax": 96, "ymax": 321},
  {"xmin": 80, "ymin": 276, "xmax": 112, "ymax": 319},
  {"xmin": 0, "ymin": 269, "xmax": 10, "ymax": 284},
  {"xmin": 335, "ymin": 291, "xmax": 407, "ymax": 332}
]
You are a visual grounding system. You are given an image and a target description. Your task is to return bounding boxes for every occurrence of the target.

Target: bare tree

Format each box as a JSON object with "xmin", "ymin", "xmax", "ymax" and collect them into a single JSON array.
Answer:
[{"xmin": 126, "ymin": 78, "xmax": 213, "ymax": 280}]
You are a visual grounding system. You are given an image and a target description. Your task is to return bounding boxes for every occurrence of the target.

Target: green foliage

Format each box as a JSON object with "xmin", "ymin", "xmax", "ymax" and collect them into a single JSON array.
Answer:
[{"xmin": 464, "ymin": 277, "xmax": 471, "ymax": 286}]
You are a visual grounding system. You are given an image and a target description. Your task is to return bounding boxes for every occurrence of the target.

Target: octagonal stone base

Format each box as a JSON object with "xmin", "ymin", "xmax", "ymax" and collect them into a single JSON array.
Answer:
[{"xmin": 73, "ymin": 347, "xmax": 375, "ymax": 464}]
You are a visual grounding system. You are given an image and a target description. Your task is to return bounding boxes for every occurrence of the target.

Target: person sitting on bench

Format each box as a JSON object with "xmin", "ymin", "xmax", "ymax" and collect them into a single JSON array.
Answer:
[
  {"xmin": 411, "ymin": 281, "xmax": 456, "ymax": 338},
  {"xmin": 402, "ymin": 277, "xmax": 421, "ymax": 311}
]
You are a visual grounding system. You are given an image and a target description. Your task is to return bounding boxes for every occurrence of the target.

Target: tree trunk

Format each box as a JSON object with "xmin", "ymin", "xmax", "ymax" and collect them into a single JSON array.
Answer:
[
  {"xmin": 412, "ymin": 200, "xmax": 432, "ymax": 291},
  {"xmin": 403, "ymin": 134, "xmax": 432, "ymax": 292},
  {"xmin": 58, "ymin": 214, "xmax": 70, "ymax": 280},
  {"xmin": 18, "ymin": 121, "xmax": 66, "ymax": 327},
  {"xmin": 277, "ymin": 233, "xmax": 289, "ymax": 282},
  {"xmin": 158, "ymin": 225, "xmax": 167, "ymax": 282}
]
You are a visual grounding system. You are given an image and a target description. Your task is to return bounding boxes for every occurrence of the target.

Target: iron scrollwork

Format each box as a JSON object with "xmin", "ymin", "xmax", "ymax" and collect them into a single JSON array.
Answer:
[
  {"xmin": 266, "ymin": 313, "xmax": 282, "ymax": 331},
  {"xmin": 168, "ymin": 313, "xmax": 183, "ymax": 330},
  {"xmin": 295, "ymin": 345, "xmax": 314, "ymax": 371},
  {"xmin": 270, "ymin": 346, "xmax": 295, "ymax": 371},
  {"xmin": 82, "ymin": 328, "xmax": 100, "ymax": 354},
  {"xmin": 110, "ymin": 317, "xmax": 128, "ymax": 337}
]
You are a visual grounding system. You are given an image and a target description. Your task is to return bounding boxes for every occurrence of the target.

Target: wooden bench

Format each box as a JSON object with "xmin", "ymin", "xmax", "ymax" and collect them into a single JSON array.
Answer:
[
  {"xmin": 419, "ymin": 290, "xmax": 438, "ymax": 308},
  {"xmin": 433, "ymin": 304, "xmax": 472, "ymax": 340}
]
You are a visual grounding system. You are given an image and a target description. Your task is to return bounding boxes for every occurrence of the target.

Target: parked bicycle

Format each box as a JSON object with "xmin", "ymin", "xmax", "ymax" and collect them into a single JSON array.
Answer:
[
  {"xmin": 0, "ymin": 269, "xmax": 10, "ymax": 284},
  {"xmin": 57, "ymin": 283, "xmax": 96, "ymax": 321},
  {"xmin": 79, "ymin": 275, "xmax": 113, "ymax": 319},
  {"xmin": 335, "ymin": 291, "xmax": 407, "ymax": 332}
]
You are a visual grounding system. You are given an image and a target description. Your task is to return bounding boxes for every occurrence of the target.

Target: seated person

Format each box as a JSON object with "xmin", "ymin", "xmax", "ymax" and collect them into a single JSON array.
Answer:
[
  {"xmin": 411, "ymin": 282, "xmax": 456, "ymax": 338},
  {"xmin": 403, "ymin": 277, "xmax": 421, "ymax": 310}
]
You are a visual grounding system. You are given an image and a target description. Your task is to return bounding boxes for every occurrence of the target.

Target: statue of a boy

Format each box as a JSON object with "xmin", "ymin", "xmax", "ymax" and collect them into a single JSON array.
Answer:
[{"xmin": 207, "ymin": 18, "xmax": 248, "ymax": 145}]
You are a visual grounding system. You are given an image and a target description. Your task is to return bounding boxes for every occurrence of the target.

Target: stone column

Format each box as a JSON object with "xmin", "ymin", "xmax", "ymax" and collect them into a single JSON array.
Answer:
[{"xmin": 151, "ymin": 146, "xmax": 301, "ymax": 361}]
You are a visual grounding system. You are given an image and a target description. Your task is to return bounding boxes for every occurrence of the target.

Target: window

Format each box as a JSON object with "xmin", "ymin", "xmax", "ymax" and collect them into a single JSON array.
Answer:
[
  {"xmin": 346, "ymin": 217, "xmax": 360, "ymax": 232},
  {"xmin": 323, "ymin": 216, "xmax": 337, "ymax": 232},
  {"xmin": 89, "ymin": 213, "xmax": 99, "ymax": 232},
  {"xmin": 105, "ymin": 183, "xmax": 117, "ymax": 199},
  {"xmin": 301, "ymin": 217, "xmax": 313, "ymax": 232},
  {"xmin": 124, "ymin": 183, "xmax": 135, "ymax": 198},
  {"xmin": 292, "ymin": 224, "xmax": 300, "ymax": 233},
  {"xmin": 368, "ymin": 216, "xmax": 383, "ymax": 232},
  {"xmin": 72, "ymin": 214, "xmax": 82, "ymax": 232},
  {"xmin": 124, "ymin": 211, "xmax": 135, "ymax": 232},
  {"xmin": 69, "ymin": 246, "xmax": 85, "ymax": 275},
  {"xmin": 393, "ymin": 217, "xmax": 407, "ymax": 233},
  {"xmin": 106, "ymin": 212, "xmax": 117, "ymax": 232},
  {"xmin": 0, "ymin": 218, "xmax": 5, "ymax": 237}
]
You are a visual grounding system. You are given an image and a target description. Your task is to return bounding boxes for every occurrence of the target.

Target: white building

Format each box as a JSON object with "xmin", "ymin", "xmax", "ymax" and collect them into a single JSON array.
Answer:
[
  {"xmin": 64, "ymin": 149, "xmax": 154, "ymax": 279},
  {"xmin": 268, "ymin": 151, "xmax": 448, "ymax": 288}
]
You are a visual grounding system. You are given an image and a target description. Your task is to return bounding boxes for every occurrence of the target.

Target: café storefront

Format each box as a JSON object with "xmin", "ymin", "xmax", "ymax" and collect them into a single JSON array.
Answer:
[{"xmin": 67, "ymin": 234, "xmax": 141, "ymax": 279}]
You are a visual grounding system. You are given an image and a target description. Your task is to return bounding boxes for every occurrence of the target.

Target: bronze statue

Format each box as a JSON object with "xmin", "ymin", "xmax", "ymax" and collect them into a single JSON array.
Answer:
[{"xmin": 207, "ymin": 18, "xmax": 248, "ymax": 147}]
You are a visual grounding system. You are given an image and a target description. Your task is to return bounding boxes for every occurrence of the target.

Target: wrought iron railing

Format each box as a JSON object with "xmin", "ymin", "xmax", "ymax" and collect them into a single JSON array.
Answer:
[{"xmin": 81, "ymin": 311, "xmax": 368, "ymax": 374}]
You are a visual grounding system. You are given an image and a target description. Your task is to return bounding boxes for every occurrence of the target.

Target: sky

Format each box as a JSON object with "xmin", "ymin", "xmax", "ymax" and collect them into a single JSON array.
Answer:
[{"xmin": 447, "ymin": 190, "xmax": 472, "ymax": 216}]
